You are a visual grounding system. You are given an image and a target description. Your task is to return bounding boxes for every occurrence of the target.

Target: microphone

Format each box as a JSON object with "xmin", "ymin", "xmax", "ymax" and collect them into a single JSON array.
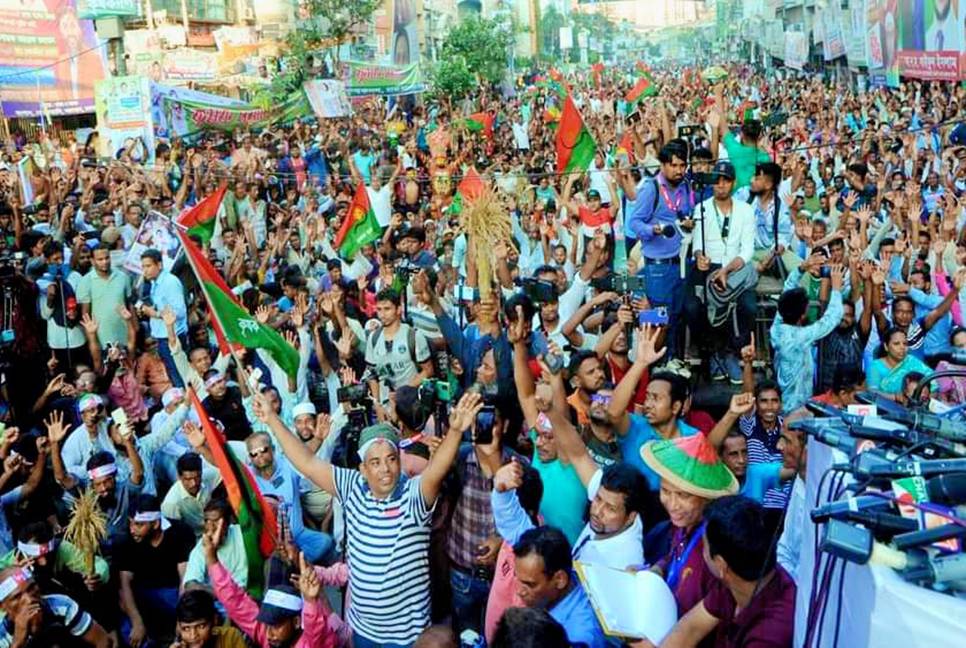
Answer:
[
  {"xmin": 838, "ymin": 510, "xmax": 920, "ymax": 538},
  {"xmin": 927, "ymin": 473, "xmax": 966, "ymax": 506},
  {"xmin": 790, "ymin": 418, "xmax": 858, "ymax": 454},
  {"xmin": 893, "ymin": 522, "xmax": 966, "ymax": 550},
  {"xmin": 811, "ymin": 494, "xmax": 893, "ymax": 523},
  {"xmin": 902, "ymin": 551, "xmax": 966, "ymax": 585},
  {"xmin": 860, "ymin": 455, "xmax": 966, "ymax": 479}
]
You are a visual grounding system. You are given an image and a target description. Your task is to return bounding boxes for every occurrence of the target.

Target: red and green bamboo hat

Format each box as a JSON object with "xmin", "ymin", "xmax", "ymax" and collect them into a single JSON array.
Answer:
[{"xmin": 641, "ymin": 434, "xmax": 739, "ymax": 499}]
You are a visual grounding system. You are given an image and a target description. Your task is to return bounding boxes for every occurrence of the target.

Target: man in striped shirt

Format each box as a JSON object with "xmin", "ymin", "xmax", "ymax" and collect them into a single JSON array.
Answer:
[{"xmin": 252, "ymin": 390, "xmax": 484, "ymax": 648}]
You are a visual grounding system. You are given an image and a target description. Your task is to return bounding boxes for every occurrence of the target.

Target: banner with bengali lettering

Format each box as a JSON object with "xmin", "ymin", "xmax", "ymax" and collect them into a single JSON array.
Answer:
[
  {"xmin": 846, "ymin": 0, "xmax": 868, "ymax": 68},
  {"xmin": 784, "ymin": 31, "xmax": 808, "ymax": 70},
  {"xmin": 822, "ymin": 7, "xmax": 847, "ymax": 61},
  {"xmin": 0, "ymin": 0, "xmax": 106, "ymax": 117},
  {"xmin": 896, "ymin": 0, "xmax": 963, "ymax": 81},
  {"xmin": 157, "ymin": 89, "xmax": 311, "ymax": 137},
  {"xmin": 343, "ymin": 60, "xmax": 425, "ymax": 96}
]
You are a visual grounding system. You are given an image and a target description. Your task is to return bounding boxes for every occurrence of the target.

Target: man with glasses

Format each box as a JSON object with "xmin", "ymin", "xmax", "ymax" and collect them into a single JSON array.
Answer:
[{"xmin": 244, "ymin": 432, "xmax": 335, "ymax": 566}]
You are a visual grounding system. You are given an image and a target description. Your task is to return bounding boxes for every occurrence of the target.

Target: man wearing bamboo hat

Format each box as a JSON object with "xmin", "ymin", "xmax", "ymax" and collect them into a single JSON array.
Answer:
[{"xmin": 640, "ymin": 433, "xmax": 738, "ymax": 617}]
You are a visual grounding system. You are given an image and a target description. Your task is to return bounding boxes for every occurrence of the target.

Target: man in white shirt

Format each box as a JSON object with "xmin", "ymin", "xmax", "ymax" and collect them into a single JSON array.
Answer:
[{"xmin": 685, "ymin": 160, "xmax": 757, "ymax": 383}]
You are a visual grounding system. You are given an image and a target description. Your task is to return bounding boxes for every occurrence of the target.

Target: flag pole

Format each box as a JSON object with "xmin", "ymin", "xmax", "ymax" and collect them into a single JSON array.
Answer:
[{"xmin": 174, "ymin": 228, "xmax": 257, "ymax": 392}]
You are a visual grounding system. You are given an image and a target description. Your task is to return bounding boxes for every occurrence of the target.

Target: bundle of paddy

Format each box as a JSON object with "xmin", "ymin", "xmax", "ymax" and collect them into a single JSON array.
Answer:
[
  {"xmin": 64, "ymin": 488, "xmax": 107, "ymax": 575},
  {"xmin": 462, "ymin": 184, "xmax": 514, "ymax": 299}
]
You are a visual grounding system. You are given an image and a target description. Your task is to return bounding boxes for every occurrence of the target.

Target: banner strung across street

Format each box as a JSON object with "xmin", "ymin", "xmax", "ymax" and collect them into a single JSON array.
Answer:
[
  {"xmin": 0, "ymin": 0, "xmax": 106, "ymax": 117},
  {"xmin": 155, "ymin": 89, "xmax": 311, "ymax": 137},
  {"xmin": 343, "ymin": 61, "xmax": 425, "ymax": 97},
  {"xmin": 76, "ymin": 0, "xmax": 140, "ymax": 19}
]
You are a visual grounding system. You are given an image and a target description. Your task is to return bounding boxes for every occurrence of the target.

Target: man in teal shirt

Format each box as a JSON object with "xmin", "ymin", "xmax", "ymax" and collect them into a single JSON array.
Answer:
[{"xmin": 721, "ymin": 119, "xmax": 771, "ymax": 190}]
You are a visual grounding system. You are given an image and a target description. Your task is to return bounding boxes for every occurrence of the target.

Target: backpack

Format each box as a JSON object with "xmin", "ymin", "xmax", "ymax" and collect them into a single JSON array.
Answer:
[{"xmin": 368, "ymin": 324, "xmax": 419, "ymax": 367}]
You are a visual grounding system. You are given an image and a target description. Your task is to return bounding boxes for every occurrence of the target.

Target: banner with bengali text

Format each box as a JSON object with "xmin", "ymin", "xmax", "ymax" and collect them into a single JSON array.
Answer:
[
  {"xmin": 77, "ymin": 0, "xmax": 139, "ymax": 19},
  {"xmin": 846, "ymin": 0, "xmax": 868, "ymax": 68},
  {"xmin": 784, "ymin": 31, "xmax": 808, "ymax": 70},
  {"xmin": 157, "ymin": 89, "xmax": 311, "ymax": 137},
  {"xmin": 896, "ymin": 0, "xmax": 963, "ymax": 81},
  {"xmin": 343, "ymin": 60, "xmax": 425, "ymax": 97},
  {"xmin": 0, "ymin": 0, "xmax": 106, "ymax": 117}
]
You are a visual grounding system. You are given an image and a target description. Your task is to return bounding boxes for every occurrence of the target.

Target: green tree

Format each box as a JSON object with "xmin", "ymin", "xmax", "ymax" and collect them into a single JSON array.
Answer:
[
  {"xmin": 294, "ymin": 0, "xmax": 382, "ymax": 65},
  {"xmin": 429, "ymin": 56, "xmax": 476, "ymax": 100},
  {"xmin": 538, "ymin": 5, "xmax": 564, "ymax": 61},
  {"xmin": 438, "ymin": 16, "xmax": 513, "ymax": 85}
]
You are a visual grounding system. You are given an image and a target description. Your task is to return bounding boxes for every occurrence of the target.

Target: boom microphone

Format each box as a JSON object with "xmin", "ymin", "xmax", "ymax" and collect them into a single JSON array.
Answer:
[{"xmin": 926, "ymin": 473, "xmax": 966, "ymax": 506}]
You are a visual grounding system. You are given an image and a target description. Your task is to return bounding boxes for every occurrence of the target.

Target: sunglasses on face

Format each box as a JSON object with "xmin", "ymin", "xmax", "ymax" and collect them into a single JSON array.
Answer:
[{"xmin": 248, "ymin": 446, "xmax": 271, "ymax": 459}]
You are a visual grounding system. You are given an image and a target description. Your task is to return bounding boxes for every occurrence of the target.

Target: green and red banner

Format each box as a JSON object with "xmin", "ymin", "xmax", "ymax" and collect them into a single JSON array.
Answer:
[
  {"xmin": 334, "ymin": 184, "xmax": 382, "ymax": 259},
  {"xmin": 465, "ymin": 112, "xmax": 494, "ymax": 139},
  {"xmin": 188, "ymin": 389, "xmax": 276, "ymax": 599},
  {"xmin": 177, "ymin": 229, "xmax": 300, "ymax": 379},
  {"xmin": 555, "ymin": 94, "xmax": 597, "ymax": 175},
  {"xmin": 626, "ymin": 74, "xmax": 657, "ymax": 105},
  {"xmin": 176, "ymin": 185, "xmax": 227, "ymax": 246},
  {"xmin": 343, "ymin": 61, "xmax": 425, "ymax": 97}
]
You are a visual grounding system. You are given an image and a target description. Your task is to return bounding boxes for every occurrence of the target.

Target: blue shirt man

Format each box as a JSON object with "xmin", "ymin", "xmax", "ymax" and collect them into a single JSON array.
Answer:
[{"xmin": 140, "ymin": 249, "xmax": 187, "ymax": 388}]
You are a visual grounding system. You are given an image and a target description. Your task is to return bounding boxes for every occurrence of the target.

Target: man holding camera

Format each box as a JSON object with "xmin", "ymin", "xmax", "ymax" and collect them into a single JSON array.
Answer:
[
  {"xmin": 624, "ymin": 141, "xmax": 693, "ymax": 358},
  {"xmin": 685, "ymin": 161, "xmax": 757, "ymax": 383}
]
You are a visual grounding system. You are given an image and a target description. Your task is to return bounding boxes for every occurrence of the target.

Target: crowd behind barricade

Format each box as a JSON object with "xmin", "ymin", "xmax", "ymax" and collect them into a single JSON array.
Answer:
[{"xmin": 0, "ymin": 62, "xmax": 962, "ymax": 648}]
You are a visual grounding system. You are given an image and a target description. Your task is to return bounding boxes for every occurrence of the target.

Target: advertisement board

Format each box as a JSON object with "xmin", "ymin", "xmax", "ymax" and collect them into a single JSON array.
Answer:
[{"xmin": 0, "ymin": 0, "xmax": 106, "ymax": 117}]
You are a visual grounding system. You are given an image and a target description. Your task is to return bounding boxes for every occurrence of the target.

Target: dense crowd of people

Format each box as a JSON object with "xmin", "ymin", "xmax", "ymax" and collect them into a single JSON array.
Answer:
[{"xmin": 0, "ymin": 61, "xmax": 962, "ymax": 648}]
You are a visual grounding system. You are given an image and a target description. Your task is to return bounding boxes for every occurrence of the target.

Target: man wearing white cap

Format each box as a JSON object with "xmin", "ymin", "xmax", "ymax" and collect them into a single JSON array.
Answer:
[
  {"xmin": 291, "ymin": 402, "xmax": 338, "ymax": 522},
  {"xmin": 205, "ymin": 520, "xmax": 335, "ymax": 648},
  {"xmin": 253, "ymin": 389, "xmax": 484, "ymax": 647}
]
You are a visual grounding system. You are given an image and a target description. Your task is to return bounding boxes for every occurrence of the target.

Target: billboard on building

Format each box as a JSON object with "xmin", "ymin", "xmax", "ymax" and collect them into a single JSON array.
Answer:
[
  {"xmin": 392, "ymin": 0, "xmax": 420, "ymax": 65},
  {"xmin": 896, "ymin": 0, "xmax": 962, "ymax": 81},
  {"xmin": 77, "ymin": 0, "xmax": 140, "ymax": 19},
  {"xmin": 867, "ymin": 0, "xmax": 900, "ymax": 87},
  {"xmin": 0, "ymin": 0, "xmax": 106, "ymax": 117}
]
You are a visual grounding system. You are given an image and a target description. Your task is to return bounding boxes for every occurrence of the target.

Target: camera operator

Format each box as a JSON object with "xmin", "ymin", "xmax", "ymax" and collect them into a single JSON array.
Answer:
[
  {"xmin": 38, "ymin": 240, "xmax": 88, "ymax": 373},
  {"xmin": 0, "ymin": 249, "xmax": 43, "ymax": 421},
  {"xmin": 685, "ymin": 161, "xmax": 757, "ymax": 383},
  {"xmin": 623, "ymin": 140, "xmax": 693, "ymax": 358}
]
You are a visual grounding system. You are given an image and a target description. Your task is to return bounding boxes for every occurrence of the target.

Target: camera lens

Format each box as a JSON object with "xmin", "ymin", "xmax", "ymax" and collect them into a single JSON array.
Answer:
[{"xmin": 661, "ymin": 224, "xmax": 676, "ymax": 238}]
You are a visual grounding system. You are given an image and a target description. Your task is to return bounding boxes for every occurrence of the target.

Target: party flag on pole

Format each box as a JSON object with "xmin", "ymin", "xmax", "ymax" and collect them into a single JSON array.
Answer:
[
  {"xmin": 555, "ymin": 94, "xmax": 597, "ymax": 175},
  {"xmin": 176, "ymin": 185, "xmax": 228, "ymax": 246},
  {"xmin": 187, "ymin": 389, "xmax": 277, "ymax": 599}
]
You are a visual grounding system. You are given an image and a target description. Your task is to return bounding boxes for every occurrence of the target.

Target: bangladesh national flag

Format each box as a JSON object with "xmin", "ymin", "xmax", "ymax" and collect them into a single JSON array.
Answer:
[
  {"xmin": 176, "ymin": 229, "xmax": 301, "ymax": 379},
  {"xmin": 188, "ymin": 390, "xmax": 276, "ymax": 598},
  {"xmin": 465, "ymin": 112, "xmax": 494, "ymax": 139},
  {"xmin": 448, "ymin": 167, "xmax": 485, "ymax": 216},
  {"xmin": 334, "ymin": 184, "xmax": 382, "ymax": 259},
  {"xmin": 626, "ymin": 74, "xmax": 658, "ymax": 106},
  {"xmin": 555, "ymin": 94, "xmax": 597, "ymax": 175},
  {"xmin": 176, "ymin": 184, "xmax": 227, "ymax": 246}
]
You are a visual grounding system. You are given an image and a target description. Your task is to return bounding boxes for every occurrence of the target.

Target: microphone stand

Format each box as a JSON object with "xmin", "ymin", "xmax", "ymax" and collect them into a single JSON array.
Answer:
[{"xmin": 911, "ymin": 369, "xmax": 966, "ymax": 405}]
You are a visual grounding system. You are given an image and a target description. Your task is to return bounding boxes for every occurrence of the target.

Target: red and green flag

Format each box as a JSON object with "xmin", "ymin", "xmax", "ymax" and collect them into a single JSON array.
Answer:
[
  {"xmin": 542, "ymin": 105, "xmax": 561, "ymax": 126},
  {"xmin": 626, "ymin": 74, "xmax": 658, "ymax": 105},
  {"xmin": 465, "ymin": 112, "xmax": 494, "ymax": 139},
  {"xmin": 591, "ymin": 62, "xmax": 604, "ymax": 88},
  {"xmin": 176, "ymin": 229, "xmax": 300, "ymax": 379},
  {"xmin": 536, "ymin": 78, "xmax": 567, "ymax": 98},
  {"xmin": 188, "ymin": 389, "xmax": 277, "ymax": 598},
  {"xmin": 555, "ymin": 94, "xmax": 597, "ymax": 175},
  {"xmin": 176, "ymin": 184, "xmax": 227, "ymax": 246},
  {"xmin": 448, "ymin": 167, "xmax": 485, "ymax": 216},
  {"xmin": 334, "ymin": 184, "xmax": 382, "ymax": 260},
  {"xmin": 617, "ymin": 130, "xmax": 636, "ymax": 164}
]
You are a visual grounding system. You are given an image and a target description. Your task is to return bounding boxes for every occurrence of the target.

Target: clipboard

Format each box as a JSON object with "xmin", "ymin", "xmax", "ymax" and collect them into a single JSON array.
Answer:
[{"xmin": 574, "ymin": 561, "xmax": 678, "ymax": 642}]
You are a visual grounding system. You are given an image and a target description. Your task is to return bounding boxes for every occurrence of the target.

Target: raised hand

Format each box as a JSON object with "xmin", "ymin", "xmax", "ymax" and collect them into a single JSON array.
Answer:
[
  {"xmin": 740, "ymin": 333, "xmax": 756, "ymax": 365},
  {"xmin": 44, "ymin": 373, "xmax": 67, "ymax": 397},
  {"xmin": 313, "ymin": 413, "xmax": 332, "ymax": 442},
  {"xmin": 80, "ymin": 313, "xmax": 99, "ymax": 336},
  {"xmin": 45, "ymin": 410, "xmax": 70, "ymax": 444},
  {"xmin": 298, "ymin": 552, "xmax": 321, "ymax": 600},
  {"xmin": 161, "ymin": 306, "xmax": 177, "ymax": 328},
  {"xmin": 254, "ymin": 305, "xmax": 271, "ymax": 325},
  {"xmin": 182, "ymin": 421, "xmax": 206, "ymax": 449},
  {"xmin": 635, "ymin": 324, "xmax": 666, "ymax": 367},
  {"xmin": 448, "ymin": 391, "xmax": 484, "ymax": 436},
  {"xmin": 729, "ymin": 392, "xmax": 756, "ymax": 417},
  {"xmin": 507, "ymin": 305, "xmax": 529, "ymax": 345},
  {"xmin": 493, "ymin": 458, "xmax": 524, "ymax": 493}
]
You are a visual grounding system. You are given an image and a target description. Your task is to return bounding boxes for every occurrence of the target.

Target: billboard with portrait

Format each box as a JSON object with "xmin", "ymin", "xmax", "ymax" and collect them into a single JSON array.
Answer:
[
  {"xmin": 896, "ymin": 0, "xmax": 963, "ymax": 80},
  {"xmin": 867, "ymin": 0, "xmax": 900, "ymax": 87},
  {"xmin": 0, "ymin": 0, "xmax": 106, "ymax": 117}
]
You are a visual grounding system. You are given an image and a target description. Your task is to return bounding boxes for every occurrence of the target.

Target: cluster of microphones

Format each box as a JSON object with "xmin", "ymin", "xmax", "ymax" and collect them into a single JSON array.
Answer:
[{"xmin": 797, "ymin": 371, "xmax": 966, "ymax": 594}]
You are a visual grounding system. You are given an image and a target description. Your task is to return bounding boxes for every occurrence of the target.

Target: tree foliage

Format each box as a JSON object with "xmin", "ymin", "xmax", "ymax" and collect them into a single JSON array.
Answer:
[
  {"xmin": 429, "ymin": 56, "xmax": 476, "ymax": 100},
  {"xmin": 438, "ymin": 16, "xmax": 514, "ymax": 85}
]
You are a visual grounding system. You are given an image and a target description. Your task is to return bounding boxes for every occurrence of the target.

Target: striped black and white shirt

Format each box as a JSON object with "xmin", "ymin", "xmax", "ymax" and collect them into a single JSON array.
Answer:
[{"xmin": 333, "ymin": 467, "xmax": 434, "ymax": 644}]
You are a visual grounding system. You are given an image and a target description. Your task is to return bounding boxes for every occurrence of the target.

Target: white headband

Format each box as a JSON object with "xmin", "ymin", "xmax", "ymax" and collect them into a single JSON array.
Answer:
[
  {"xmin": 0, "ymin": 568, "xmax": 31, "ymax": 602},
  {"xmin": 87, "ymin": 464, "xmax": 117, "ymax": 480},
  {"xmin": 133, "ymin": 511, "xmax": 162, "ymax": 523},
  {"xmin": 17, "ymin": 540, "xmax": 58, "ymax": 558},
  {"xmin": 263, "ymin": 589, "xmax": 304, "ymax": 612},
  {"xmin": 357, "ymin": 437, "xmax": 397, "ymax": 461},
  {"xmin": 204, "ymin": 373, "xmax": 225, "ymax": 388}
]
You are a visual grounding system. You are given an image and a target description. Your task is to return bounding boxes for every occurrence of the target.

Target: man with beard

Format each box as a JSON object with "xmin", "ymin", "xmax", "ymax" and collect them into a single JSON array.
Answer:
[
  {"xmin": 206, "ymin": 523, "xmax": 336, "ymax": 648},
  {"xmin": 46, "ymin": 410, "xmax": 144, "ymax": 555},
  {"xmin": 625, "ymin": 140, "xmax": 694, "ymax": 358},
  {"xmin": 76, "ymin": 244, "xmax": 131, "ymax": 348},
  {"xmin": 606, "ymin": 327, "xmax": 699, "ymax": 491},
  {"xmin": 3, "ymin": 521, "xmax": 114, "ymax": 634},
  {"xmin": 201, "ymin": 370, "xmax": 252, "ymax": 442},
  {"xmin": 817, "ymin": 299, "xmax": 867, "ymax": 393},
  {"xmin": 0, "ymin": 565, "xmax": 112, "ymax": 648},
  {"xmin": 564, "ymin": 350, "xmax": 606, "ymax": 428},
  {"xmin": 117, "ymin": 495, "xmax": 195, "ymax": 648},
  {"xmin": 172, "ymin": 589, "xmax": 247, "ymax": 648}
]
